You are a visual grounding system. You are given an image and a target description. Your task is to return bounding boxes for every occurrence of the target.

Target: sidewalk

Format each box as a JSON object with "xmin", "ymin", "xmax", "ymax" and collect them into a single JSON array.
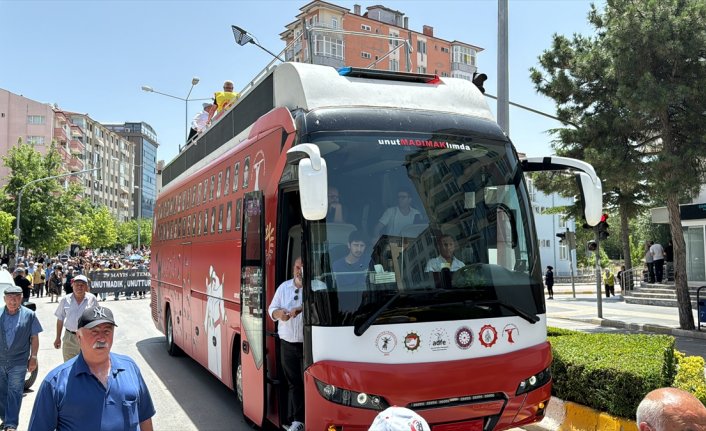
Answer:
[{"xmin": 547, "ymin": 282, "xmax": 706, "ymax": 340}]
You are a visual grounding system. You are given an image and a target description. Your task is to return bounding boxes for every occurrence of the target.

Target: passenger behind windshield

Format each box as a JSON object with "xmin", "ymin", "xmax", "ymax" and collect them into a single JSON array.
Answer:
[
  {"xmin": 332, "ymin": 230, "xmax": 370, "ymax": 290},
  {"xmin": 326, "ymin": 186, "xmax": 345, "ymax": 223},
  {"xmin": 373, "ymin": 188, "xmax": 423, "ymax": 237},
  {"xmin": 425, "ymin": 235, "xmax": 465, "ymax": 273}
]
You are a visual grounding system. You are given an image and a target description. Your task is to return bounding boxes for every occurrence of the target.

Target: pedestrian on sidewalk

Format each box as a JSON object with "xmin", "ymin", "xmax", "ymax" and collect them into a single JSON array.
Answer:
[
  {"xmin": 544, "ymin": 266, "xmax": 554, "ymax": 300},
  {"xmin": 650, "ymin": 241, "xmax": 665, "ymax": 283},
  {"xmin": 616, "ymin": 264, "xmax": 627, "ymax": 292},
  {"xmin": 645, "ymin": 241, "xmax": 655, "ymax": 283},
  {"xmin": 53, "ymin": 275, "xmax": 97, "ymax": 362},
  {"xmin": 636, "ymin": 387, "xmax": 706, "ymax": 430},
  {"xmin": 604, "ymin": 268, "xmax": 615, "ymax": 297}
]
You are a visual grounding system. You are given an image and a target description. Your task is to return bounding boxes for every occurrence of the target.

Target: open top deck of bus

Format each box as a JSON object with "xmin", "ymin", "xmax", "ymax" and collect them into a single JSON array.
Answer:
[{"xmin": 161, "ymin": 62, "xmax": 495, "ymax": 191}]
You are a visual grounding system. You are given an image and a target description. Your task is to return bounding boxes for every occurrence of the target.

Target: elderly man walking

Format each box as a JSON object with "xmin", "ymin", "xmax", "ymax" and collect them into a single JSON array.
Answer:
[
  {"xmin": 53, "ymin": 275, "xmax": 97, "ymax": 361},
  {"xmin": 0, "ymin": 285, "xmax": 42, "ymax": 431},
  {"xmin": 29, "ymin": 305, "xmax": 155, "ymax": 431}
]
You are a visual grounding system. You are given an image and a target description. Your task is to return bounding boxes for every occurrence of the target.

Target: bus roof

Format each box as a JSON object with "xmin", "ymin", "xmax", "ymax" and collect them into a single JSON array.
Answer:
[{"xmin": 161, "ymin": 62, "xmax": 495, "ymax": 188}]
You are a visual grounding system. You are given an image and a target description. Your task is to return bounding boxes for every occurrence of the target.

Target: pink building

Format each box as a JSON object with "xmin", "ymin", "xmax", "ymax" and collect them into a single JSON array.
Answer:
[{"xmin": 0, "ymin": 88, "xmax": 55, "ymax": 183}]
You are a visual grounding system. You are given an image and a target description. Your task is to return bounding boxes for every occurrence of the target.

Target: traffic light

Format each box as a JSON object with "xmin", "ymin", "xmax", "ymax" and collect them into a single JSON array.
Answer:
[
  {"xmin": 587, "ymin": 240, "xmax": 598, "ymax": 252},
  {"xmin": 556, "ymin": 232, "xmax": 566, "ymax": 244},
  {"xmin": 596, "ymin": 213, "xmax": 609, "ymax": 241}
]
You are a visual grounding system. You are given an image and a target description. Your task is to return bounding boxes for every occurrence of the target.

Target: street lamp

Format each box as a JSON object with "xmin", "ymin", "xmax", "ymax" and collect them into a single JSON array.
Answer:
[
  {"xmin": 15, "ymin": 167, "xmax": 101, "ymax": 258},
  {"xmin": 134, "ymin": 185, "xmax": 142, "ymax": 251},
  {"xmin": 141, "ymin": 77, "xmax": 207, "ymax": 140},
  {"xmin": 231, "ymin": 25, "xmax": 285, "ymax": 62}
]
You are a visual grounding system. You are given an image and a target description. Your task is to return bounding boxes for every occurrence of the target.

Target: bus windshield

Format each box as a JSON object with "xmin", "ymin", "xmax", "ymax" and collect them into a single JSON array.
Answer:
[{"xmin": 305, "ymin": 131, "xmax": 544, "ymax": 329}]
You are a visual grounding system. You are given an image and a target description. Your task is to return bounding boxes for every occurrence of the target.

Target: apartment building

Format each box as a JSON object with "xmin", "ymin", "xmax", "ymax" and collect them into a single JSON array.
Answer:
[
  {"xmin": 280, "ymin": 1, "xmax": 482, "ymax": 80},
  {"xmin": 105, "ymin": 122, "xmax": 158, "ymax": 220},
  {"xmin": 65, "ymin": 113, "xmax": 137, "ymax": 222},
  {"xmin": 0, "ymin": 88, "xmax": 138, "ymax": 222}
]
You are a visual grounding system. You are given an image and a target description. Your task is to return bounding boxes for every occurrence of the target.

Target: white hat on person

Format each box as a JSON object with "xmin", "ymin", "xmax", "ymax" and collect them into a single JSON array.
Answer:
[{"xmin": 369, "ymin": 407, "xmax": 430, "ymax": 431}]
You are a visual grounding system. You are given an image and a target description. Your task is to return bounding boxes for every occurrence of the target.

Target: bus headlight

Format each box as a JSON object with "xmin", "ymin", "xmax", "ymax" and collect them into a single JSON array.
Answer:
[
  {"xmin": 315, "ymin": 378, "xmax": 389, "ymax": 411},
  {"xmin": 516, "ymin": 366, "xmax": 551, "ymax": 396}
]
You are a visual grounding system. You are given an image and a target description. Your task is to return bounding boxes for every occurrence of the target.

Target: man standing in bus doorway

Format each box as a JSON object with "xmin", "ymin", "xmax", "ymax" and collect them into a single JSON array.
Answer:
[
  {"xmin": 204, "ymin": 266, "xmax": 225, "ymax": 379},
  {"xmin": 53, "ymin": 275, "xmax": 97, "ymax": 361},
  {"xmin": 268, "ymin": 257, "xmax": 305, "ymax": 431}
]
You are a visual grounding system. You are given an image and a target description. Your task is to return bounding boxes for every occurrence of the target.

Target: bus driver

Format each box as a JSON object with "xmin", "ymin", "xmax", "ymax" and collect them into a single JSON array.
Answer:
[{"xmin": 425, "ymin": 235, "xmax": 465, "ymax": 272}]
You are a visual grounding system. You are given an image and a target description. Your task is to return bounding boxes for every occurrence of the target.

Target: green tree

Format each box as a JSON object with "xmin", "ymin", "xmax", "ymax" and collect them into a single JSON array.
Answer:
[
  {"xmin": 79, "ymin": 206, "xmax": 117, "ymax": 250},
  {"xmin": 0, "ymin": 211, "xmax": 15, "ymax": 247},
  {"xmin": 0, "ymin": 141, "xmax": 85, "ymax": 255},
  {"xmin": 531, "ymin": 0, "xmax": 706, "ymax": 329}
]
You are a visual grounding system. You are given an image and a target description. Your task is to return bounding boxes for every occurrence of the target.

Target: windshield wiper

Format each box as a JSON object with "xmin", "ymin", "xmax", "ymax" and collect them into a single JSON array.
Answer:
[
  {"xmin": 476, "ymin": 300, "xmax": 539, "ymax": 324},
  {"xmin": 354, "ymin": 292, "xmax": 402, "ymax": 336}
]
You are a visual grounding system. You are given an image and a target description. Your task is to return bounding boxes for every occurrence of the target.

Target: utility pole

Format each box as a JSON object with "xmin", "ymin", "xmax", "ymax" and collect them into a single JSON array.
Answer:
[{"xmin": 497, "ymin": 0, "xmax": 510, "ymax": 134}]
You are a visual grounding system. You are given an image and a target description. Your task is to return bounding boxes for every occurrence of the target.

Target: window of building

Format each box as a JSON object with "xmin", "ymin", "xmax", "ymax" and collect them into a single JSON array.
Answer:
[
  {"xmin": 389, "ymin": 32, "xmax": 399, "ymax": 47},
  {"xmin": 452, "ymin": 46, "xmax": 476, "ymax": 66},
  {"xmin": 417, "ymin": 40, "xmax": 427, "ymax": 55},
  {"xmin": 416, "ymin": 66, "xmax": 427, "ymax": 74},
  {"xmin": 441, "ymin": 47, "xmax": 450, "ymax": 53},
  {"xmin": 313, "ymin": 35, "xmax": 344, "ymax": 59},
  {"xmin": 390, "ymin": 59, "xmax": 399, "ymax": 71},
  {"xmin": 26, "ymin": 136, "xmax": 45, "ymax": 145},
  {"xmin": 361, "ymin": 51, "xmax": 371, "ymax": 59},
  {"xmin": 27, "ymin": 115, "xmax": 45, "ymax": 125},
  {"xmin": 331, "ymin": 18, "xmax": 338, "ymax": 29},
  {"xmin": 559, "ymin": 243, "xmax": 568, "ymax": 260},
  {"xmin": 558, "ymin": 215, "xmax": 567, "ymax": 229},
  {"xmin": 361, "ymin": 24, "xmax": 371, "ymax": 31}
]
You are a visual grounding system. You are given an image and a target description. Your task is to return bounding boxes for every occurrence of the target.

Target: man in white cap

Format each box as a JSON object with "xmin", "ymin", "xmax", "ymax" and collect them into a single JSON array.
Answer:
[
  {"xmin": 188, "ymin": 102, "xmax": 213, "ymax": 142},
  {"xmin": 53, "ymin": 274, "xmax": 97, "ymax": 361},
  {"xmin": 0, "ymin": 285, "xmax": 42, "ymax": 431},
  {"xmin": 369, "ymin": 407, "xmax": 431, "ymax": 431}
]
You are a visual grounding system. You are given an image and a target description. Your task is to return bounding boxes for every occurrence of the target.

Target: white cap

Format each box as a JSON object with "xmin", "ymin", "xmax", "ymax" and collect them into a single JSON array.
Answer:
[{"xmin": 369, "ymin": 407, "xmax": 431, "ymax": 431}]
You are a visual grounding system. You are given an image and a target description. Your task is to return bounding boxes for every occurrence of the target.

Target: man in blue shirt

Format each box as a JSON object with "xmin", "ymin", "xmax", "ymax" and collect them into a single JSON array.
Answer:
[
  {"xmin": 28, "ymin": 305, "xmax": 155, "ymax": 431},
  {"xmin": 332, "ymin": 230, "xmax": 370, "ymax": 290},
  {"xmin": 0, "ymin": 285, "xmax": 42, "ymax": 431}
]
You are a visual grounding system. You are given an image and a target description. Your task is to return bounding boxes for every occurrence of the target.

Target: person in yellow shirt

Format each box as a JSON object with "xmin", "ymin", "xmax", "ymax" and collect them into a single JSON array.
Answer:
[{"xmin": 208, "ymin": 80, "xmax": 239, "ymax": 123}]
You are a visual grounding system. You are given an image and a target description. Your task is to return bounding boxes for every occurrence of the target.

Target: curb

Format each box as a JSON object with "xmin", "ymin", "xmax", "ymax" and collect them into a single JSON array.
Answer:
[{"xmin": 524, "ymin": 397, "xmax": 637, "ymax": 431}]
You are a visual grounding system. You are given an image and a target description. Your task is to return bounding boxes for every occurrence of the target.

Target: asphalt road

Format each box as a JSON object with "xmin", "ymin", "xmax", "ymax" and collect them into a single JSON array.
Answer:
[{"xmin": 17, "ymin": 294, "xmax": 248, "ymax": 431}]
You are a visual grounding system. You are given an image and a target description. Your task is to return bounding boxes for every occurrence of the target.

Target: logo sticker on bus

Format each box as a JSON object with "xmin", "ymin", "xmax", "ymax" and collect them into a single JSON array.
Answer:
[
  {"xmin": 455, "ymin": 326, "xmax": 474, "ymax": 350},
  {"xmin": 429, "ymin": 328, "xmax": 449, "ymax": 352},
  {"xmin": 403, "ymin": 332, "xmax": 421, "ymax": 352},
  {"xmin": 502, "ymin": 324, "xmax": 519, "ymax": 344},
  {"xmin": 479, "ymin": 324, "xmax": 498, "ymax": 348},
  {"xmin": 375, "ymin": 331, "xmax": 397, "ymax": 355}
]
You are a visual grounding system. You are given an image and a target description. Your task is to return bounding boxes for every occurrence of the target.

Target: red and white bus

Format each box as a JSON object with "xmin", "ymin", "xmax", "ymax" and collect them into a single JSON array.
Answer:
[{"xmin": 150, "ymin": 62, "xmax": 602, "ymax": 431}]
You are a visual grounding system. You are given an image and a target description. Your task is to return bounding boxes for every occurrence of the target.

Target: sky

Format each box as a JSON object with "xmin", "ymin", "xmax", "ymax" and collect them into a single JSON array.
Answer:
[{"xmin": 1, "ymin": 0, "xmax": 601, "ymax": 164}]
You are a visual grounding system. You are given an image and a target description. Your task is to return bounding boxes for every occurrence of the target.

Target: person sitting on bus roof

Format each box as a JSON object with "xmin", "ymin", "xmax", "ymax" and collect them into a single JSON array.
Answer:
[
  {"xmin": 332, "ymin": 231, "xmax": 370, "ymax": 289},
  {"xmin": 327, "ymin": 186, "xmax": 345, "ymax": 223},
  {"xmin": 188, "ymin": 102, "xmax": 213, "ymax": 142},
  {"xmin": 373, "ymin": 188, "xmax": 422, "ymax": 238},
  {"xmin": 207, "ymin": 80, "xmax": 239, "ymax": 123},
  {"xmin": 425, "ymin": 235, "xmax": 465, "ymax": 273},
  {"xmin": 268, "ymin": 257, "xmax": 305, "ymax": 431}
]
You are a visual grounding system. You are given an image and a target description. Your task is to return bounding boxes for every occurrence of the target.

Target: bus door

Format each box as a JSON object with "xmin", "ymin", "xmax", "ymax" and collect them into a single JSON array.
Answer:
[{"xmin": 240, "ymin": 191, "xmax": 267, "ymax": 425}]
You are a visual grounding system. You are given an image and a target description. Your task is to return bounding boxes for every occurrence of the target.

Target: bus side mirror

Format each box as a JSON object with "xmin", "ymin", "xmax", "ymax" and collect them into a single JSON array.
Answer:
[
  {"xmin": 576, "ymin": 172, "xmax": 602, "ymax": 227},
  {"xmin": 287, "ymin": 143, "xmax": 328, "ymax": 220}
]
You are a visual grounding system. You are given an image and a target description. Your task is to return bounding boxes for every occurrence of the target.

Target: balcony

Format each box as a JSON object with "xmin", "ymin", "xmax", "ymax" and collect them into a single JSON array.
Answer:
[
  {"xmin": 68, "ymin": 157, "xmax": 84, "ymax": 172},
  {"xmin": 57, "ymin": 145, "xmax": 70, "ymax": 162},
  {"xmin": 53, "ymin": 127, "xmax": 68, "ymax": 143},
  {"xmin": 69, "ymin": 139, "xmax": 85, "ymax": 155}
]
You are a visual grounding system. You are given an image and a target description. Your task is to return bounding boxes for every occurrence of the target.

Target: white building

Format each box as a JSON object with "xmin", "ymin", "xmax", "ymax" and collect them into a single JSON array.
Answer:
[{"xmin": 527, "ymin": 178, "xmax": 578, "ymax": 277}]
